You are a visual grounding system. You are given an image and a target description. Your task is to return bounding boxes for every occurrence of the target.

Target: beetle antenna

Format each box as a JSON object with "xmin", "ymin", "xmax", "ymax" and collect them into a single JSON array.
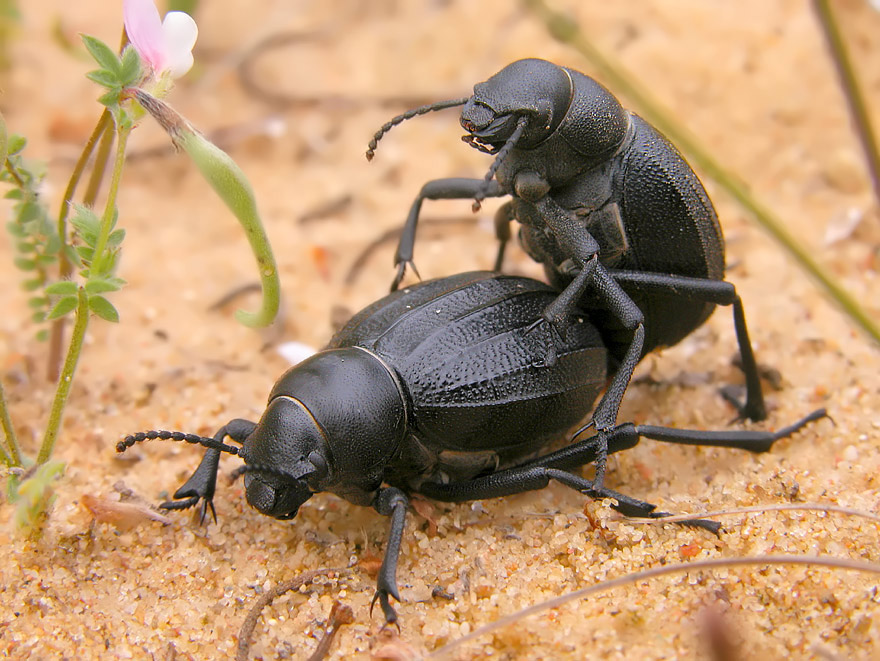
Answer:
[
  {"xmin": 366, "ymin": 97, "xmax": 468, "ymax": 161},
  {"xmin": 116, "ymin": 430, "xmax": 241, "ymax": 456},
  {"xmin": 472, "ymin": 115, "xmax": 528, "ymax": 211},
  {"xmin": 228, "ymin": 462, "xmax": 315, "ymax": 485}
]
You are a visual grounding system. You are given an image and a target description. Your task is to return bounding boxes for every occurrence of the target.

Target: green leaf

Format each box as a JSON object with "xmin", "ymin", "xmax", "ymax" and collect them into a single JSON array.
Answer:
[
  {"xmin": 46, "ymin": 295, "xmax": 78, "ymax": 320},
  {"xmin": 88, "ymin": 295, "xmax": 119, "ymax": 322},
  {"xmin": 35, "ymin": 329, "xmax": 49, "ymax": 342},
  {"xmin": 44, "ymin": 233, "xmax": 62, "ymax": 255},
  {"xmin": 107, "ymin": 228, "xmax": 125, "ymax": 249},
  {"xmin": 34, "ymin": 254, "xmax": 56, "ymax": 266},
  {"xmin": 4, "ymin": 189, "xmax": 24, "ymax": 200},
  {"xmin": 84, "ymin": 278, "xmax": 121, "ymax": 295},
  {"xmin": 7, "ymin": 134, "xmax": 25, "ymax": 155},
  {"xmin": 81, "ymin": 34, "xmax": 121, "ymax": 74},
  {"xmin": 28, "ymin": 296, "xmax": 49, "ymax": 309},
  {"xmin": 13, "ymin": 257, "xmax": 36, "ymax": 271},
  {"xmin": 45, "ymin": 281, "xmax": 79, "ymax": 296},
  {"xmin": 63, "ymin": 244, "xmax": 81, "ymax": 266},
  {"xmin": 75, "ymin": 246, "xmax": 94, "ymax": 262},
  {"xmin": 119, "ymin": 47, "xmax": 142, "ymax": 87},
  {"xmin": 69, "ymin": 204, "xmax": 100, "ymax": 243},
  {"xmin": 17, "ymin": 200, "xmax": 42, "ymax": 224},
  {"xmin": 85, "ymin": 69, "xmax": 120, "ymax": 89},
  {"xmin": 23, "ymin": 278, "xmax": 43, "ymax": 292},
  {"xmin": 31, "ymin": 311, "xmax": 46, "ymax": 323},
  {"xmin": 97, "ymin": 89, "xmax": 122, "ymax": 108},
  {"xmin": 16, "ymin": 241, "xmax": 35, "ymax": 254}
]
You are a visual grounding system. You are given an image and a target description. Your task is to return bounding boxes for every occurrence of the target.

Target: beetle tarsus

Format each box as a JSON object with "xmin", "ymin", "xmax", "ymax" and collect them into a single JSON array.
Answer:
[
  {"xmin": 371, "ymin": 487, "xmax": 408, "ymax": 624},
  {"xmin": 390, "ymin": 259, "xmax": 421, "ymax": 292}
]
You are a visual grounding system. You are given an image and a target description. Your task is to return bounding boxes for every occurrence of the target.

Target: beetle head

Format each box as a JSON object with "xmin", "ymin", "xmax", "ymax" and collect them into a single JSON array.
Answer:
[
  {"xmin": 461, "ymin": 58, "xmax": 572, "ymax": 153},
  {"xmin": 238, "ymin": 396, "xmax": 330, "ymax": 520}
]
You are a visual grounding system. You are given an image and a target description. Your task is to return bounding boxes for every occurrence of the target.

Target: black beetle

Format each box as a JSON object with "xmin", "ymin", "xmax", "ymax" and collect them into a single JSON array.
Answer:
[
  {"xmin": 119, "ymin": 272, "xmax": 824, "ymax": 624},
  {"xmin": 366, "ymin": 58, "xmax": 769, "ymax": 483}
]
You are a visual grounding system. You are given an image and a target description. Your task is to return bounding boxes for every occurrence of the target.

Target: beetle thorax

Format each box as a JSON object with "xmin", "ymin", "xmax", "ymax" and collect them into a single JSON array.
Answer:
[{"xmin": 264, "ymin": 347, "xmax": 410, "ymax": 506}]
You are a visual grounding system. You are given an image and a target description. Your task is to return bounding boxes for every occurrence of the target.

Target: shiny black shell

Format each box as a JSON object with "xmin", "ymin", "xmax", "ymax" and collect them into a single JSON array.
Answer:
[
  {"xmin": 326, "ymin": 271, "xmax": 607, "ymax": 485},
  {"xmin": 486, "ymin": 63, "xmax": 724, "ymax": 362}
]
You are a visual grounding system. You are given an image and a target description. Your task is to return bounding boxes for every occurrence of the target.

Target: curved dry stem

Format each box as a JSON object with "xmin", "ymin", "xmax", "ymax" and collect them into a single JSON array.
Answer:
[
  {"xmin": 623, "ymin": 502, "xmax": 880, "ymax": 526},
  {"xmin": 428, "ymin": 554, "xmax": 880, "ymax": 658},
  {"xmin": 235, "ymin": 567, "xmax": 350, "ymax": 661}
]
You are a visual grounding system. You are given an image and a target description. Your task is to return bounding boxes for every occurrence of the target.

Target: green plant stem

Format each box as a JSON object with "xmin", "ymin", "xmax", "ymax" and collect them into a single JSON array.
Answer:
[
  {"xmin": 55, "ymin": 110, "xmax": 112, "ymax": 277},
  {"xmin": 3, "ymin": 158, "xmax": 24, "ymax": 187},
  {"xmin": 91, "ymin": 122, "xmax": 130, "ymax": 271},
  {"xmin": 0, "ymin": 379, "xmax": 21, "ymax": 467},
  {"xmin": 811, "ymin": 0, "xmax": 880, "ymax": 210},
  {"xmin": 523, "ymin": 0, "xmax": 880, "ymax": 345},
  {"xmin": 83, "ymin": 123, "xmax": 115, "ymax": 207},
  {"xmin": 47, "ymin": 109, "xmax": 113, "ymax": 381},
  {"xmin": 37, "ymin": 288, "xmax": 88, "ymax": 464},
  {"xmin": 37, "ymin": 120, "xmax": 130, "ymax": 464}
]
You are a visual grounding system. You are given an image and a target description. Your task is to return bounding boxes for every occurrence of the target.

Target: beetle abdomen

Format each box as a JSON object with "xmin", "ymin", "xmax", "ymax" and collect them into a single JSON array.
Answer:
[
  {"xmin": 597, "ymin": 114, "xmax": 726, "ymax": 357},
  {"xmin": 329, "ymin": 272, "xmax": 607, "ymax": 458},
  {"xmin": 619, "ymin": 115, "xmax": 724, "ymax": 279}
]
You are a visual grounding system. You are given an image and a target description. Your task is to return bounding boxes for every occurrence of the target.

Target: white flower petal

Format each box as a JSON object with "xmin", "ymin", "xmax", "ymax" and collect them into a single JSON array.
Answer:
[
  {"xmin": 165, "ymin": 51, "xmax": 194, "ymax": 79},
  {"xmin": 161, "ymin": 11, "xmax": 198, "ymax": 78}
]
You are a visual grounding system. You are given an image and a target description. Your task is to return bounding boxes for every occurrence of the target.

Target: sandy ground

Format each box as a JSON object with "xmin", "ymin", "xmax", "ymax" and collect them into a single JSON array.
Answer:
[{"xmin": 1, "ymin": 0, "xmax": 880, "ymax": 658}]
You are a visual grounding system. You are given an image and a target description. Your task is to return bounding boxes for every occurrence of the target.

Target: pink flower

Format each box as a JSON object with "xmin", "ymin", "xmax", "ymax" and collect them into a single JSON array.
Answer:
[{"xmin": 123, "ymin": 0, "xmax": 197, "ymax": 79}]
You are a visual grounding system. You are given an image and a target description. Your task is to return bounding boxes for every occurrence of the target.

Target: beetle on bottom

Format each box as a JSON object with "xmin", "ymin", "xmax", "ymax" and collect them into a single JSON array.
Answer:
[{"xmin": 118, "ymin": 271, "xmax": 824, "ymax": 624}]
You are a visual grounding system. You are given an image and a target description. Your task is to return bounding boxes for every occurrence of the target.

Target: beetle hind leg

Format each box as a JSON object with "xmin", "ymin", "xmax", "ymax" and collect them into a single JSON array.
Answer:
[
  {"xmin": 419, "ymin": 409, "xmax": 825, "ymax": 534},
  {"xmin": 607, "ymin": 270, "xmax": 767, "ymax": 421}
]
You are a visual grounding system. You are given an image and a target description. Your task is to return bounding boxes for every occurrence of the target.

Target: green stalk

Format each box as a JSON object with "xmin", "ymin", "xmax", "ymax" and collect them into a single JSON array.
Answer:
[
  {"xmin": 37, "ymin": 119, "xmax": 130, "ymax": 464},
  {"xmin": 90, "ymin": 122, "xmax": 130, "ymax": 270},
  {"xmin": 524, "ymin": 0, "xmax": 880, "ymax": 344},
  {"xmin": 55, "ymin": 110, "xmax": 112, "ymax": 274},
  {"xmin": 132, "ymin": 89, "xmax": 280, "ymax": 328},
  {"xmin": 82, "ymin": 123, "xmax": 115, "ymax": 207},
  {"xmin": 36, "ymin": 288, "xmax": 89, "ymax": 464},
  {"xmin": 176, "ymin": 130, "xmax": 280, "ymax": 327},
  {"xmin": 811, "ymin": 0, "xmax": 880, "ymax": 209},
  {"xmin": 48, "ymin": 109, "xmax": 113, "ymax": 380},
  {"xmin": 0, "ymin": 379, "xmax": 21, "ymax": 467}
]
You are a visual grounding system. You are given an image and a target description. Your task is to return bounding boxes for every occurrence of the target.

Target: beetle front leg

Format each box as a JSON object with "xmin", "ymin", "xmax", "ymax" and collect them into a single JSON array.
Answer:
[
  {"xmin": 393, "ymin": 178, "xmax": 505, "ymax": 291},
  {"xmin": 527, "ymin": 192, "xmax": 602, "ymax": 330},
  {"xmin": 528, "ymin": 195, "xmax": 646, "ymax": 437},
  {"xmin": 160, "ymin": 418, "xmax": 256, "ymax": 524},
  {"xmin": 492, "ymin": 201, "xmax": 515, "ymax": 271},
  {"xmin": 370, "ymin": 487, "xmax": 409, "ymax": 625}
]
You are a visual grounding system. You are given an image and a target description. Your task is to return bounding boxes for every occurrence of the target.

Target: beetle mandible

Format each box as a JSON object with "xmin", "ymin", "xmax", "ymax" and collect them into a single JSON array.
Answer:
[
  {"xmin": 366, "ymin": 58, "xmax": 769, "ymax": 484},
  {"xmin": 119, "ymin": 272, "xmax": 824, "ymax": 624}
]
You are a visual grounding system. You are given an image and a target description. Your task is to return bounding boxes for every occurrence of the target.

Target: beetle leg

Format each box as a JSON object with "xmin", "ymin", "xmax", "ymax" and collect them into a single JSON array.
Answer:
[
  {"xmin": 420, "ymin": 455, "xmax": 717, "ymax": 533},
  {"xmin": 370, "ymin": 487, "xmax": 409, "ymax": 626},
  {"xmin": 160, "ymin": 418, "xmax": 256, "ymax": 524},
  {"xmin": 492, "ymin": 201, "xmax": 515, "ymax": 271},
  {"xmin": 392, "ymin": 178, "xmax": 505, "ymax": 291},
  {"xmin": 421, "ymin": 409, "xmax": 824, "ymax": 534},
  {"xmin": 630, "ymin": 407, "xmax": 827, "ymax": 452},
  {"xmin": 607, "ymin": 270, "xmax": 766, "ymax": 421},
  {"xmin": 524, "ymin": 254, "xmax": 599, "ymax": 367},
  {"xmin": 529, "ymin": 195, "xmax": 647, "ymax": 430}
]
